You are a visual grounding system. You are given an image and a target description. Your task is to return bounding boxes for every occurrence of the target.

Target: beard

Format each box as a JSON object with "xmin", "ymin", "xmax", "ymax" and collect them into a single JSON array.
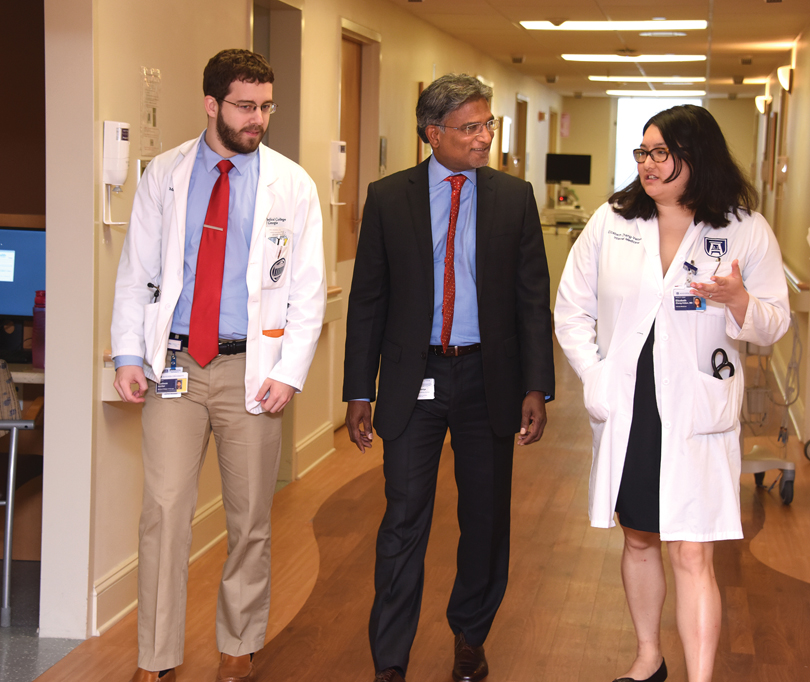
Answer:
[{"xmin": 216, "ymin": 109, "xmax": 265, "ymax": 155}]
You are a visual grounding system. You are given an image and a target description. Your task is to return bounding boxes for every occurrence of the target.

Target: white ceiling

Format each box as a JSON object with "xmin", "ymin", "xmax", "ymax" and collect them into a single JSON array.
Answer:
[{"xmin": 389, "ymin": 0, "xmax": 810, "ymax": 98}]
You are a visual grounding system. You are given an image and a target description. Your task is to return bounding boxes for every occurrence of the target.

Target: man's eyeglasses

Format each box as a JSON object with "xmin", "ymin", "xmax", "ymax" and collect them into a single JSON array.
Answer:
[
  {"xmin": 219, "ymin": 99, "xmax": 278, "ymax": 115},
  {"xmin": 435, "ymin": 119, "xmax": 500, "ymax": 136},
  {"xmin": 633, "ymin": 147, "xmax": 670, "ymax": 163}
]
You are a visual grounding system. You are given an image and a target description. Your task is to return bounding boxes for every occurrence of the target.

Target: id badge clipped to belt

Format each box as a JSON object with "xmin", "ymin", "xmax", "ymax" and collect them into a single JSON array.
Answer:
[{"xmin": 156, "ymin": 350, "xmax": 189, "ymax": 399}]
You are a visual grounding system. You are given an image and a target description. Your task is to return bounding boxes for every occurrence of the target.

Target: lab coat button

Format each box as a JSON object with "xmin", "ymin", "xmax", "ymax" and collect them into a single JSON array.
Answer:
[
  {"xmin": 663, "ymin": 420, "xmax": 672, "ymax": 429},
  {"xmin": 662, "ymin": 334, "xmax": 669, "ymax": 341},
  {"xmin": 663, "ymin": 378, "xmax": 670, "ymax": 386},
  {"xmin": 657, "ymin": 292, "xmax": 663, "ymax": 299}
]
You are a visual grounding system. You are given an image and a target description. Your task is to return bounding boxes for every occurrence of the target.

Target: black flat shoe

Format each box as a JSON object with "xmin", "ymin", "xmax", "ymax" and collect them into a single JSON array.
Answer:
[{"xmin": 613, "ymin": 658, "xmax": 667, "ymax": 682}]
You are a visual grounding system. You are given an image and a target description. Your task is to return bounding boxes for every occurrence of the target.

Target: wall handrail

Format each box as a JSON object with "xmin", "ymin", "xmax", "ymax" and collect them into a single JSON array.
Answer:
[{"xmin": 784, "ymin": 263, "xmax": 809, "ymax": 293}]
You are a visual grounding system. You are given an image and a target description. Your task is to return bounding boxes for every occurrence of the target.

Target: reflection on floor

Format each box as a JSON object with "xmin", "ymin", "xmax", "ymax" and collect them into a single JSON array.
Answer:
[
  {"xmin": 22, "ymin": 341, "xmax": 810, "ymax": 681},
  {"xmin": 0, "ymin": 561, "xmax": 81, "ymax": 682}
]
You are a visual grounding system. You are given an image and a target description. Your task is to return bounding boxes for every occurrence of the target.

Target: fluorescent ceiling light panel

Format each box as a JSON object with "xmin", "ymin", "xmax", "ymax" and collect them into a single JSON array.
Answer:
[
  {"xmin": 564, "ymin": 54, "xmax": 706, "ymax": 63},
  {"xmin": 589, "ymin": 76, "xmax": 705, "ymax": 83},
  {"xmin": 521, "ymin": 20, "xmax": 707, "ymax": 31},
  {"xmin": 639, "ymin": 32, "xmax": 687, "ymax": 37},
  {"xmin": 742, "ymin": 77, "xmax": 768, "ymax": 84},
  {"xmin": 606, "ymin": 90, "xmax": 706, "ymax": 97}
]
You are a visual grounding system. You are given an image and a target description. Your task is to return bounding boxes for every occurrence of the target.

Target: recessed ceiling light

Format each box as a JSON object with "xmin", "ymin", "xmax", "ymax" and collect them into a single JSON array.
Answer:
[
  {"xmin": 563, "ymin": 54, "xmax": 707, "ymax": 63},
  {"xmin": 521, "ymin": 20, "xmax": 706, "ymax": 31},
  {"xmin": 606, "ymin": 89, "xmax": 706, "ymax": 97},
  {"xmin": 589, "ymin": 76, "xmax": 705, "ymax": 83},
  {"xmin": 743, "ymin": 77, "xmax": 769, "ymax": 84}
]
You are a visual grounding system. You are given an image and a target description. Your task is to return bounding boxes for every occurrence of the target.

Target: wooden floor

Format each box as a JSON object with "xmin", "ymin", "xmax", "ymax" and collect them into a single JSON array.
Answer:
[{"xmin": 35, "ymin": 343, "xmax": 810, "ymax": 681}]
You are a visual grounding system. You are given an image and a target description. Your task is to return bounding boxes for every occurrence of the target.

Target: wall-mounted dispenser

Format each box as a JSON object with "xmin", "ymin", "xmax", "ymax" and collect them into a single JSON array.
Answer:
[{"xmin": 102, "ymin": 121, "xmax": 130, "ymax": 226}]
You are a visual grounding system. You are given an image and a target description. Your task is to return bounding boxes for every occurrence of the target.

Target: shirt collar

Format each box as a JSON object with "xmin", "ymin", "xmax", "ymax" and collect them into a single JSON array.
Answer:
[
  {"xmin": 198, "ymin": 130, "xmax": 258, "ymax": 176},
  {"xmin": 428, "ymin": 155, "xmax": 478, "ymax": 189}
]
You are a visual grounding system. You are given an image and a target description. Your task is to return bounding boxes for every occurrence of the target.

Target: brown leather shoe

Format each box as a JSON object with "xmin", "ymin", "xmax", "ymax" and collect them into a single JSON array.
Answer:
[
  {"xmin": 452, "ymin": 633, "xmax": 488, "ymax": 682},
  {"xmin": 216, "ymin": 653, "xmax": 256, "ymax": 682},
  {"xmin": 374, "ymin": 669, "xmax": 406, "ymax": 682},
  {"xmin": 129, "ymin": 669, "xmax": 176, "ymax": 682}
]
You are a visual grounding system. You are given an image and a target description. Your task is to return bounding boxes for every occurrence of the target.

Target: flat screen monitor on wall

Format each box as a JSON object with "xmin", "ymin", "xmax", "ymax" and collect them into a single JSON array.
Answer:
[
  {"xmin": 0, "ymin": 227, "xmax": 46, "ymax": 317},
  {"xmin": 545, "ymin": 154, "xmax": 592, "ymax": 185}
]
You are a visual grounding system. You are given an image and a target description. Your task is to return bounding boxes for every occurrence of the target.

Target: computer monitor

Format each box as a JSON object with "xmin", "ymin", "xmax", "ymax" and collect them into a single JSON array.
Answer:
[
  {"xmin": 0, "ymin": 227, "xmax": 46, "ymax": 317},
  {"xmin": 545, "ymin": 154, "xmax": 592, "ymax": 185}
]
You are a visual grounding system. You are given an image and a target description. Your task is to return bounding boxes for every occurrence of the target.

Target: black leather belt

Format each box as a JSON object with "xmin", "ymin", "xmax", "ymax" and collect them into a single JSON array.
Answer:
[
  {"xmin": 169, "ymin": 333, "xmax": 246, "ymax": 356},
  {"xmin": 429, "ymin": 343, "xmax": 481, "ymax": 358}
]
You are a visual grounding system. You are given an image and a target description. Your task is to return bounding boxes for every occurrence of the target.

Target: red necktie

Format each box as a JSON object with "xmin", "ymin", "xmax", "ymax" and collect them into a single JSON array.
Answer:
[
  {"xmin": 441, "ymin": 174, "xmax": 467, "ymax": 352},
  {"xmin": 188, "ymin": 159, "xmax": 234, "ymax": 367}
]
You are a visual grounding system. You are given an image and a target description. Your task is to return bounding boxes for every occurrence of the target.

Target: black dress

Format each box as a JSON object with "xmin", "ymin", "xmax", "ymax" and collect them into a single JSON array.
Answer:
[{"xmin": 615, "ymin": 323, "xmax": 662, "ymax": 533}]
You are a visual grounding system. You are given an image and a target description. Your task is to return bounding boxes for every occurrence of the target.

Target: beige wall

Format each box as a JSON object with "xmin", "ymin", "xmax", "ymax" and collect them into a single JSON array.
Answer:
[
  {"xmin": 757, "ymin": 25, "xmax": 810, "ymax": 442},
  {"xmin": 706, "ymin": 98, "xmax": 759, "ymax": 183},
  {"xmin": 41, "ymin": 0, "xmax": 95, "ymax": 639},
  {"xmin": 775, "ymin": 30, "xmax": 810, "ymax": 282},
  {"xmin": 42, "ymin": 0, "xmax": 561, "ymax": 638},
  {"xmin": 559, "ymin": 97, "xmax": 617, "ymax": 213}
]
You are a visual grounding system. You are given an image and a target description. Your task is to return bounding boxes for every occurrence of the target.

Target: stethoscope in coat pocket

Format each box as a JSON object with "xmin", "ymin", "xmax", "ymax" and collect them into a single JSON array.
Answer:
[{"xmin": 711, "ymin": 348, "xmax": 735, "ymax": 380}]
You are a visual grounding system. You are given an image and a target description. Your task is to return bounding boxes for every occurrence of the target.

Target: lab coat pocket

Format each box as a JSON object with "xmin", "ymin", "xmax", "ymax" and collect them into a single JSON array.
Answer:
[
  {"xmin": 143, "ymin": 301, "xmax": 160, "ymax": 362},
  {"xmin": 262, "ymin": 235, "xmax": 292, "ymax": 289},
  {"xmin": 259, "ymin": 331, "xmax": 284, "ymax": 379},
  {"xmin": 581, "ymin": 359, "xmax": 610, "ymax": 423},
  {"xmin": 690, "ymin": 370, "xmax": 742, "ymax": 436}
]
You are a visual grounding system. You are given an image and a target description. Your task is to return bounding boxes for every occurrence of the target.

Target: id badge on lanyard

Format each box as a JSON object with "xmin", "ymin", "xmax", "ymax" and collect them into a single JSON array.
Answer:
[{"xmin": 673, "ymin": 228, "xmax": 717, "ymax": 313}]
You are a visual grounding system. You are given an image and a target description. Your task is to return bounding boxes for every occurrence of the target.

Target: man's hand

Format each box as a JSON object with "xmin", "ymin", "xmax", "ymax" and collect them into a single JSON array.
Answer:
[
  {"xmin": 256, "ymin": 378, "xmax": 296, "ymax": 413},
  {"xmin": 346, "ymin": 400, "xmax": 374, "ymax": 453},
  {"xmin": 114, "ymin": 365, "xmax": 149, "ymax": 403},
  {"xmin": 517, "ymin": 390, "xmax": 547, "ymax": 446}
]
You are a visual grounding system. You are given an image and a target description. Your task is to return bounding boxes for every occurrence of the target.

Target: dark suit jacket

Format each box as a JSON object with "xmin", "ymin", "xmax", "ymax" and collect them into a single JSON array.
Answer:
[{"xmin": 343, "ymin": 158, "xmax": 555, "ymax": 441}]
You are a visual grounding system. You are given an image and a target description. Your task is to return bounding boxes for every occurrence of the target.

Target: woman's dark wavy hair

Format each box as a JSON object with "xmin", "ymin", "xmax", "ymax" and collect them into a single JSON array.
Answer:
[{"xmin": 610, "ymin": 104, "xmax": 758, "ymax": 228}]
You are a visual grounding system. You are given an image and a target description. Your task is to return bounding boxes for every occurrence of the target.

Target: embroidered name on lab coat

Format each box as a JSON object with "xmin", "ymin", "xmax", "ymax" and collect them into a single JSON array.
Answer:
[{"xmin": 608, "ymin": 230, "xmax": 641, "ymax": 244}]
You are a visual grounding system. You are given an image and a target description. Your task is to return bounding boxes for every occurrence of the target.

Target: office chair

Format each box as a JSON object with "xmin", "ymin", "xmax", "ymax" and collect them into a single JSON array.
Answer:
[{"xmin": 0, "ymin": 359, "xmax": 41, "ymax": 627}]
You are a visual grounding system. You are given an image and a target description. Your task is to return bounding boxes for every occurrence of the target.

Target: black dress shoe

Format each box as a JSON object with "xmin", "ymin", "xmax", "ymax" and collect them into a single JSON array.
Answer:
[
  {"xmin": 613, "ymin": 658, "xmax": 667, "ymax": 682},
  {"xmin": 452, "ymin": 633, "xmax": 488, "ymax": 682},
  {"xmin": 374, "ymin": 668, "xmax": 405, "ymax": 682}
]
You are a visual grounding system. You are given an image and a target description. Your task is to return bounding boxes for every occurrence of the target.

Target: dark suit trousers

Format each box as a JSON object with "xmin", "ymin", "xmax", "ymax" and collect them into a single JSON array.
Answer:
[{"xmin": 369, "ymin": 352, "xmax": 514, "ymax": 674}]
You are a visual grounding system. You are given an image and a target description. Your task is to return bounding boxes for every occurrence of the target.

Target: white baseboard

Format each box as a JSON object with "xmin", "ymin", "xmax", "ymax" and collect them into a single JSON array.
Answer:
[
  {"xmin": 294, "ymin": 420, "xmax": 335, "ymax": 478},
  {"xmin": 93, "ymin": 496, "xmax": 227, "ymax": 635}
]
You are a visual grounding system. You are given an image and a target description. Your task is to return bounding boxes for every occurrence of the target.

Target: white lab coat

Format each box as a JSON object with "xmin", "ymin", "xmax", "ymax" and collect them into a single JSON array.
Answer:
[
  {"xmin": 555, "ymin": 203, "xmax": 790, "ymax": 541},
  {"xmin": 111, "ymin": 137, "xmax": 326, "ymax": 414}
]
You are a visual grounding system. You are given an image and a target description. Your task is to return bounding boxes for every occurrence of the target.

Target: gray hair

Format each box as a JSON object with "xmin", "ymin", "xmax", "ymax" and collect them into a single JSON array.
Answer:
[{"xmin": 416, "ymin": 74, "xmax": 493, "ymax": 143}]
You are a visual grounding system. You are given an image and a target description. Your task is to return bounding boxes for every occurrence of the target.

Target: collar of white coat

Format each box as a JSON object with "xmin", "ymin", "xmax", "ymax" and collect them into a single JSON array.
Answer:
[
  {"xmin": 635, "ymin": 215, "xmax": 706, "ymax": 258},
  {"xmin": 172, "ymin": 134, "xmax": 280, "ymax": 187}
]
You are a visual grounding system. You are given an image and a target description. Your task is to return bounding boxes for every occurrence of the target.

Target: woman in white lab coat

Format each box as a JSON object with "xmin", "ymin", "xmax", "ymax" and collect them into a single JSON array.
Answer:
[{"xmin": 555, "ymin": 105, "xmax": 790, "ymax": 682}]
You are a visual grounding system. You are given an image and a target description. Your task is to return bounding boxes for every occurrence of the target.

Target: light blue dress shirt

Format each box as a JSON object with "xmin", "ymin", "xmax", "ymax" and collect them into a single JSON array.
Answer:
[
  {"xmin": 115, "ymin": 131, "xmax": 259, "ymax": 369},
  {"xmin": 428, "ymin": 155, "xmax": 480, "ymax": 346}
]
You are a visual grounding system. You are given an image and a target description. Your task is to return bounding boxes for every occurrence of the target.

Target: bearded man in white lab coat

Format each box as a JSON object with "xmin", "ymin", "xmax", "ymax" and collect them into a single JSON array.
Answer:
[{"xmin": 111, "ymin": 49, "xmax": 325, "ymax": 682}]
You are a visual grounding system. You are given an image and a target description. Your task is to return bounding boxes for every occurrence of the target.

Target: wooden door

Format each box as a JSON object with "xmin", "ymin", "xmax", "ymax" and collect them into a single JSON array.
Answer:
[{"xmin": 338, "ymin": 37, "xmax": 362, "ymax": 262}]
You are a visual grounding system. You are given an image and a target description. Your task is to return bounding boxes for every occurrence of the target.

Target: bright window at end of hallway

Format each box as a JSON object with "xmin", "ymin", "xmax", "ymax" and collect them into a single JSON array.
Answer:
[{"xmin": 614, "ymin": 97, "xmax": 702, "ymax": 192}]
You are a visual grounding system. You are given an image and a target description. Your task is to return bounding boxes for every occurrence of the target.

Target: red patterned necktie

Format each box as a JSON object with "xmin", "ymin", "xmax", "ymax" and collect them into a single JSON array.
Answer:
[
  {"xmin": 441, "ymin": 174, "xmax": 467, "ymax": 352},
  {"xmin": 188, "ymin": 159, "xmax": 234, "ymax": 367}
]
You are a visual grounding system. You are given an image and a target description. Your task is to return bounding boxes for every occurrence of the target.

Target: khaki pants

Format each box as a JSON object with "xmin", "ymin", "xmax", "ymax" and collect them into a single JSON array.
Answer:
[{"xmin": 137, "ymin": 350, "xmax": 282, "ymax": 671}]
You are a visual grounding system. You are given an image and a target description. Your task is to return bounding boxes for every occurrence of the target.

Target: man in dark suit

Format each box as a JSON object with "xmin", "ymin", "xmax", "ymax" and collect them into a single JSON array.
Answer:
[{"xmin": 343, "ymin": 74, "xmax": 555, "ymax": 682}]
